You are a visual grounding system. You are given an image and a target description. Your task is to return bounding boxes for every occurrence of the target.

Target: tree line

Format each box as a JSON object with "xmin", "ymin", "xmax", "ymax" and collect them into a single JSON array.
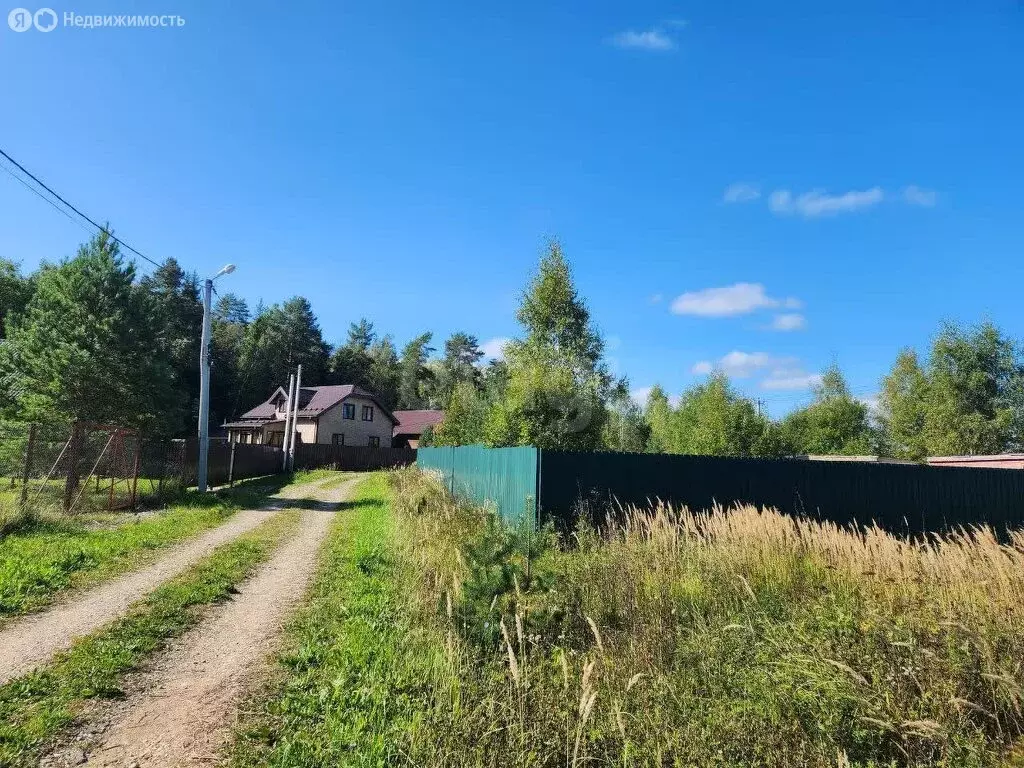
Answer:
[
  {"xmin": 427, "ymin": 244, "xmax": 1024, "ymax": 460},
  {"xmin": 0, "ymin": 232, "xmax": 484, "ymax": 435},
  {"xmin": 2, "ymin": 231, "xmax": 1022, "ymax": 460}
]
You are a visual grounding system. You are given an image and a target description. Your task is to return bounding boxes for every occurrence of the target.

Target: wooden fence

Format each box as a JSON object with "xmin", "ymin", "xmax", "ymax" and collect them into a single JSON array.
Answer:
[
  {"xmin": 182, "ymin": 440, "xmax": 283, "ymax": 488},
  {"xmin": 294, "ymin": 443, "xmax": 416, "ymax": 472}
]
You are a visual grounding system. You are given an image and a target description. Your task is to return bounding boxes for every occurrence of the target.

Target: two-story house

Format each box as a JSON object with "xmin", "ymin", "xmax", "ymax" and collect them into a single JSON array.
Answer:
[{"xmin": 224, "ymin": 385, "xmax": 397, "ymax": 448}]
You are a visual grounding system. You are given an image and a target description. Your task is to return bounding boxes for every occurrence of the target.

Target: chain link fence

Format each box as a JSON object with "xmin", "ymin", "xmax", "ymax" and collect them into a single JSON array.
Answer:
[{"xmin": 1, "ymin": 421, "xmax": 190, "ymax": 516}]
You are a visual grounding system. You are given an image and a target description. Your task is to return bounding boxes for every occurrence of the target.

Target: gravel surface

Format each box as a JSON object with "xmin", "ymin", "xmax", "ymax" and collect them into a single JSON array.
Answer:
[
  {"xmin": 71, "ymin": 476, "xmax": 360, "ymax": 767},
  {"xmin": 0, "ymin": 476, "xmax": 336, "ymax": 686}
]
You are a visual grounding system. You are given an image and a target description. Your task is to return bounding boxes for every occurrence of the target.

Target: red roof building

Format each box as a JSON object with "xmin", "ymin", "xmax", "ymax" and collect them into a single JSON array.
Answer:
[{"xmin": 392, "ymin": 409, "xmax": 444, "ymax": 449}]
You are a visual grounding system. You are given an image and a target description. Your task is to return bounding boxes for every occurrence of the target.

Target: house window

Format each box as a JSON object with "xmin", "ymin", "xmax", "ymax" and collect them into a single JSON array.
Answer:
[
  {"xmin": 342, "ymin": 403, "xmax": 355, "ymax": 420},
  {"xmin": 368, "ymin": 436, "xmax": 380, "ymax": 448},
  {"xmin": 361, "ymin": 405, "xmax": 374, "ymax": 422},
  {"xmin": 332, "ymin": 433, "xmax": 345, "ymax": 446}
]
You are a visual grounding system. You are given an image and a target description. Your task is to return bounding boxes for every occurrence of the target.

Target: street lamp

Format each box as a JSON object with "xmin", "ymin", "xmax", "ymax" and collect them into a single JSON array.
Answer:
[{"xmin": 197, "ymin": 264, "xmax": 236, "ymax": 492}]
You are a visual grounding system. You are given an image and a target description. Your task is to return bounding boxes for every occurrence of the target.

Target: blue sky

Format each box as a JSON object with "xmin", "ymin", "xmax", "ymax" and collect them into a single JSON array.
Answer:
[{"xmin": 2, "ymin": 1, "xmax": 1022, "ymax": 416}]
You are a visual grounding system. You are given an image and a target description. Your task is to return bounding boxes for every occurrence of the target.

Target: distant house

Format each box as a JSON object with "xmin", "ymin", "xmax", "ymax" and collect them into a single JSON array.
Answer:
[
  {"xmin": 928, "ymin": 454, "xmax": 1024, "ymax": 470},
  {"xmin": 392, "ymin": 409, "xmax": 444, "ymax": 449},
  {"xmin": 224, "ymin": 385, "xmax": 397, "ymax": 448}
]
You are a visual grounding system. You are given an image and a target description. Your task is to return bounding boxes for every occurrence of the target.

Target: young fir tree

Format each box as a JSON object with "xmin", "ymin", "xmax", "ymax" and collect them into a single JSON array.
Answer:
[{"xmin": 484, "ymin": 241, "xmax": 613, "ymax": 449}]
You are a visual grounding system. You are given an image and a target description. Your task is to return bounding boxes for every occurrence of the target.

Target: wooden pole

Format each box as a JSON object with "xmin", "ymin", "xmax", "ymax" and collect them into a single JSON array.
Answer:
[
  {"xmin": 63, "ymin": 423, "xmax": 82, "ymax": 514},
  {"xmin": 130, "ymin": 435, "xmax": 142, "ymax": 509},
  {"xmin": 20, "ymin": 423, "xmax": 37, "ymax": 508},
  {"xmin": 228, "ymin": 441, "xmax": 237, "ymax": 487}
]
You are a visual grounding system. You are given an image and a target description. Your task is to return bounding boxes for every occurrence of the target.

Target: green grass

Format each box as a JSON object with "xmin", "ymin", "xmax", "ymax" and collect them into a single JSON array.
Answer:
[
  {"xmin": 232, "ymin": 473, "xmax": 442, "ymax": 767},
  {"xmin": 0, "ymin": 508, "xmax": 300, "ymax": 766},
  {"xmin": 237, "ymin": 468, "xmax": 1024, "ymax": 768},
  {"xmin": 0, "ymin": 472, "xmax": 312, "ymax": 623}
]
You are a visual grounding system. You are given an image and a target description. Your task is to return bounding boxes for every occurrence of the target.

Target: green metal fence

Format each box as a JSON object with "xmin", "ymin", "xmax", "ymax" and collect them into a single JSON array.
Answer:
[
  {"xmin": 539, "ymin": 450, "xmax": 1024, "ymax": 534},
  {"xmin": 418, "ymin": 445, "xmax": 1024, "ymax": 535},
  {"xmin": 416, "ymin": 445, "xmax": 538, "ymax": 524}
]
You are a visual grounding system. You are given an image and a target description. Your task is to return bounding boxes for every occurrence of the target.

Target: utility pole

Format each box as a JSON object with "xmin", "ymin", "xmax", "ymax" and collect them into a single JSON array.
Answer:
[
  {"xmin": 288, "ymin": 364, "xmax": 302, "ymax": 471},
  {"xmin": 281, "ymin": 372, "xmax": 296, "ymax": 471},
  {"xmin": 197, "ymin": 264, "xmax": 236, "ymax": 493}
]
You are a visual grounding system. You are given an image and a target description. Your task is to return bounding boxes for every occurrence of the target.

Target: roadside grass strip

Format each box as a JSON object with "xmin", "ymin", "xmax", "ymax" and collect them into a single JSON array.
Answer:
[
  {"xmin": 0, "ymin": 508, "xmax": 300, "ymax": 766},
  {"xmin": 0, "ymin": 473, "xmax": 307, "ymax": 622},
  {"xmin": 232, "ymin": 474, "xmax": 440, "ymax": 767}
]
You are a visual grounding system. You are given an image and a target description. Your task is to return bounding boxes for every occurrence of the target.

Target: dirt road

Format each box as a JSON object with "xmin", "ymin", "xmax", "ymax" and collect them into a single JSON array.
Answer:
[
  {"xmin": 76, "ymin": 476, "xmax": 358, "ymax": 767},
  {"xmin": 0, "ymin": 476, "xmax": 336, "ymax": 686}
]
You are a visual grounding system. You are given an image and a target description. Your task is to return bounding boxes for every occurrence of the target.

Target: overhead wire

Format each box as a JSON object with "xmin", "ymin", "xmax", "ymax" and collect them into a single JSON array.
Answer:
[{"xmin": 0, "ymin": 146, "xmax": 162, "ymax": 269}]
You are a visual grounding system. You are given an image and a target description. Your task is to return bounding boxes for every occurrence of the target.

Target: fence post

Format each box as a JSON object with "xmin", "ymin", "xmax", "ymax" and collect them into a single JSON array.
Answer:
[
  {"xmin": 157, "ymin": 444, "xmax": 165, "ymax": 501},
  {"xmin": 20, "ymin": 423, "xmax": 37, "ymax": 507},
  {"xmin": 130, "ymin": 436, "xmax": 141, "ymax": 509},
  {"xmin": 63, "ymin": 423, "xmax": 82, "ymax": 513},
  {"xmin": 228, "ymin": 441, "xmax": 236, "ymax": 487}
]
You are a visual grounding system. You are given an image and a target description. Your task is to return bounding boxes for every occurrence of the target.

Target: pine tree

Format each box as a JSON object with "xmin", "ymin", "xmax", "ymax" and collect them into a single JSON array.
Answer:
[
  {"xmin": 235, "ymin": 297, "xmax": 330, "ymax": 406},
  {"xmin": 1, "ymin": 231, "xmax": 175, "ymax": 432},
  {"xmin": 398, "ymin": 332, "xmax": 434, "ymax": 408},
  {"xmin": 329, "ymin": 318, "xmax": 377, "ymax": 388},
  {"xmin": 0, "ymin": 259, "xmax": 34, "ymax": 340},
  {"xmin": 434, "ymin": 332, "xmax": 483, "ymax": 405},
  {"xmin": 140, "ymin": 258, "xmax": 203, "ymax": 434}
]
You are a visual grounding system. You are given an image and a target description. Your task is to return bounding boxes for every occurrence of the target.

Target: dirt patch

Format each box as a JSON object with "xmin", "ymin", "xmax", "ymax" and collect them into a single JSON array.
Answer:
[
  {"xmin": 0, "ymin": 477, "xmax": 337, "ymax": 686},
  {"xmin": 64, "ymin": 477, "xmax": 359, "ymax": 767}
]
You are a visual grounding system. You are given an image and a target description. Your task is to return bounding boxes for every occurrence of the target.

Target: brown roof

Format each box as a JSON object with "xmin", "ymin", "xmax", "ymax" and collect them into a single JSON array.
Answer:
[
  {"xmin": 239, "ymin": 385, "xmax": 396, "ymax": 425},
  {"xmin": 393, "ymin": 409, "xmax": 444, "ymax": 437},
  {"xmin": 222, "ymin": 419, "xmax": 282, "ymax": 428}
]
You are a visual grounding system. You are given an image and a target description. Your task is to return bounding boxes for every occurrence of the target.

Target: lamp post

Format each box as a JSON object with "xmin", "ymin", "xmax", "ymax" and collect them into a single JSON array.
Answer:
[{"xmin": 197, "ymin": 263, "xmax": 236, "ymax": 492}]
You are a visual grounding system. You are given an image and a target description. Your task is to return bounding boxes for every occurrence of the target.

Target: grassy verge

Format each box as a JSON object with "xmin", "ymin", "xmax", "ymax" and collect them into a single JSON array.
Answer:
[
  {"xmin": 393, "ymin": 469, "xmax": 1024, "ymax": 767},
  {"xmin": 0, "ymin": 507, "xmax": 300, "ymax": 766},
  {"xmin": 242, "ymin": 467, "xmax": 1024, "ymax": 767},
  {"xmin": 0, "ymin": 472, "xmax": 315, "ymax": 622},
  {"xmin": 232, "ymin": 473, "xmax": 442, "ymax": 766}
]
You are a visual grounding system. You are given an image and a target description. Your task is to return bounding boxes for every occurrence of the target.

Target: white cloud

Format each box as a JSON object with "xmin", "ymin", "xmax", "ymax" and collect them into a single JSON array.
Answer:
[
  {"xmin": 769, "ymin": 187, "xmax": 884, "ymax": 218},
  {"xmin": 631, "ymin": 386, "xmax": 652, "ymax": 405},
  {"xmin": 610, "ymin": 28, "xmax": 676, "ymax": 51},
  {"xmin": 691, "ymin": 361, "xmax": 714, "ymax": 375},
  {"xmin": 692, "ymin": 352, "xmax": 823, "ymax": 390},
  {"xmin": 761, "ymin": 373, "xmax": 823, "ymax": 390},
  {"xmin": 769, "ymin": 313, "xmax": 806, "ymax": 331},
  {"xmin": 670, "ymin": 283, "xmax": 800, "ymax": 318},
  {"xmin": 692, "ymin": 351, "xmax": 775, "ymax": 379},
  {"xmin": 723, "ymin": 182, "xmax": 761, "ymax": 203},
  {"xmin": 632, "ymin": 386, "xmax": 681, "ymax": 408},
  {"xmin": 481, "ymin": 337, "xmax": 510, "ymax": 361},
  {"xmin": 903, "ymin": 185, "xmax": 937, "ymax": 207}
]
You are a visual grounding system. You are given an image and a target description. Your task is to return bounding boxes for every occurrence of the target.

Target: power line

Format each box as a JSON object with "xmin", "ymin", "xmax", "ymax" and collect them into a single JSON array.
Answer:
[
  {"xmin": 0, "ymin": 159, "xmax": 94, "ymax": 237},
  {"xmin": 0, "ymin": 146, "xmax": 162, "ymax": 270}
]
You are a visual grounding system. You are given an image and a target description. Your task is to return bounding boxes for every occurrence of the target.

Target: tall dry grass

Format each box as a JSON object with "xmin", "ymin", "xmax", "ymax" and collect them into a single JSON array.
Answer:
[{"xmin": 389, "ymin": 467, "xmax": 1024, "ymax": 767}]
